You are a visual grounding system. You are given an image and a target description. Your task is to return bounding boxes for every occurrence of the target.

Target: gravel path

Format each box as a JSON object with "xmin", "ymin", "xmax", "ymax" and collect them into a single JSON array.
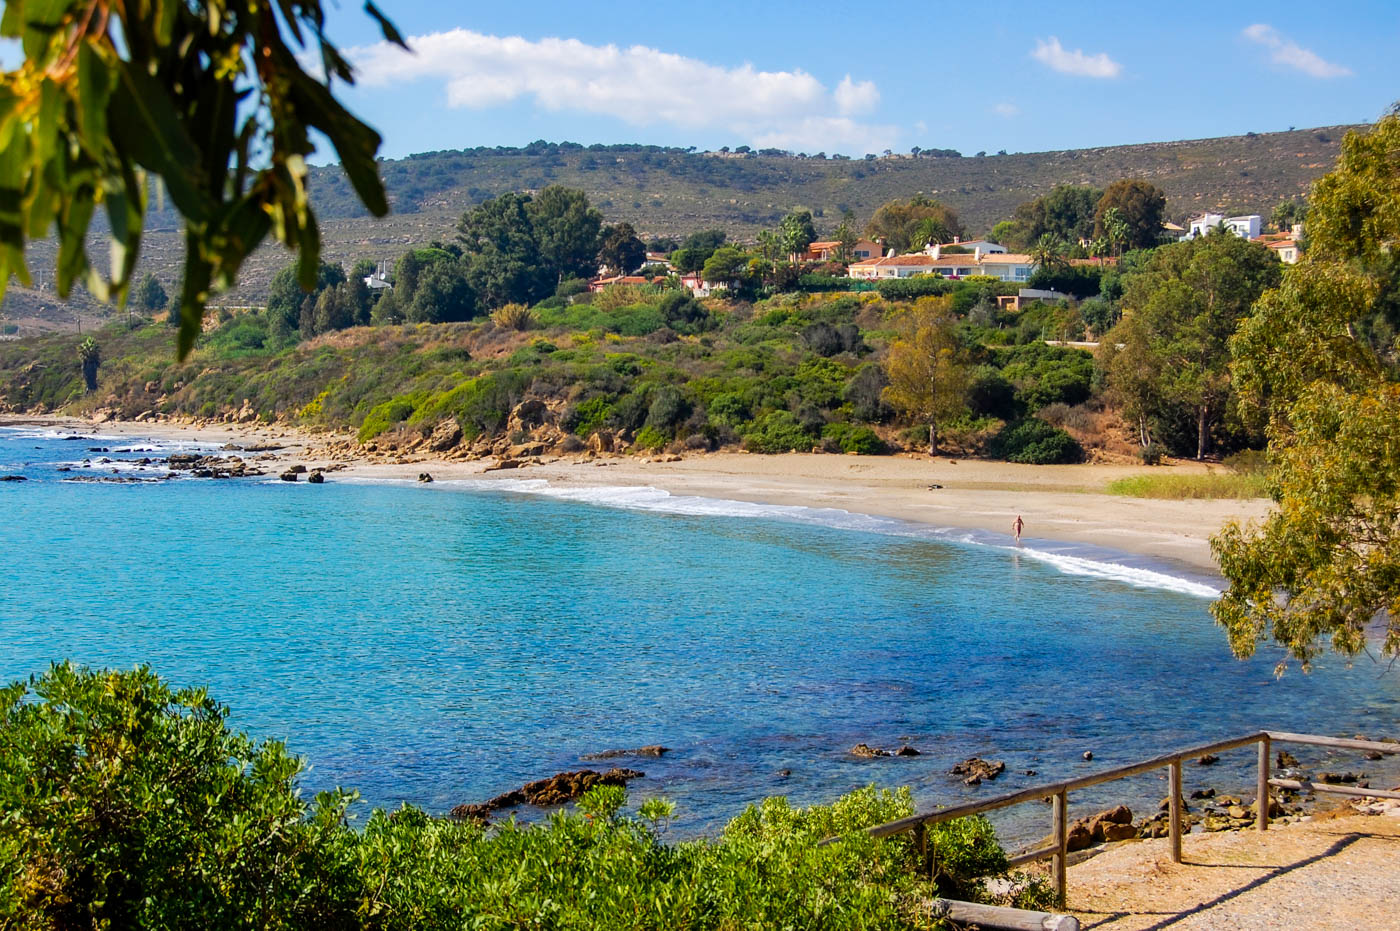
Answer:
[{"xmin": 1064, "ymin": 810, "xmax": 1400, "ymax": 929}]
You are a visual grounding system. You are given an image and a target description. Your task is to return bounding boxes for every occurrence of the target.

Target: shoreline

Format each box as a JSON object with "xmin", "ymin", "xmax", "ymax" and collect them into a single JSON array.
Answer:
[{"xmin": 1, "ymin": 414, "xmax": 1273, "ymax": 576}]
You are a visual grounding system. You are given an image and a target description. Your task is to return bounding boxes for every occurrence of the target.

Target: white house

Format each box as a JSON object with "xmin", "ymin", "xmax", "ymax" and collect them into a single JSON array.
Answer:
[
  {"xmin": 847, "ymin": 244, "xmax": 1035, "ymax": 282},
  {"xmin": 1184, "ymin": 214, "xmax": 1261, "ymax": 240},
  {"xmin": 936, "ymin": 238, "xmax": 1007, "ymax": 254},
  {"xmin": 1266, "ymin": 239, "xmax": 1300, "ymax": 264},
  {"xmin": 363, "ymin": 262, "xmax": 393, "ymax": 291}
]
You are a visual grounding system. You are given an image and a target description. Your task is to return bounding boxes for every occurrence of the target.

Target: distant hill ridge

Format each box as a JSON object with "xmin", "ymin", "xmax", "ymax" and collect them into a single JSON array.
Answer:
[
  {"xmin": 307, "ymin": 124, "xmax": 1359, "ymax": 234},
  {"xmin": 1, "ymin": 124, "xmax": 1363, "ymax": 323}
]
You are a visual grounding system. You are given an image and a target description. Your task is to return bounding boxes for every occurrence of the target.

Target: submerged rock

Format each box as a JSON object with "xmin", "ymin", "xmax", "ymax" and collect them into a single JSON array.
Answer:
[
  {"xmin": 0, "ymin": 475, "xmax": 26, "ymax": 482},
  {"xmin": 581, "ymin": 745, "xmax": 669, "ymax": 761},
  {"xmin": 449, "ymin": 767, "xmax": 644, "ymax": 822},
  {"xmin": 950, "ymin": 757, "xmax": 1005, "ymax": 785}
]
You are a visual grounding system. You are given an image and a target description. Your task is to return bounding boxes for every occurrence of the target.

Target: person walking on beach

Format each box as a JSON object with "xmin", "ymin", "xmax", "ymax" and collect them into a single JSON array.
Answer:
[{"xmin": 1012, "ymin": 515, "xmax": 1023, "ymax": 543}]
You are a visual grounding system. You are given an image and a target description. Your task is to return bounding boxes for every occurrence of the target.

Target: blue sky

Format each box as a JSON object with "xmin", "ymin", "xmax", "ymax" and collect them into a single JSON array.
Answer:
[
  {"xmin": 8, "ymin": 2, "xmax": 1392, "ymax": 160},
  {"xmin": 322, "ymin": 0, "xmax": 1396, "ymax": 160}
]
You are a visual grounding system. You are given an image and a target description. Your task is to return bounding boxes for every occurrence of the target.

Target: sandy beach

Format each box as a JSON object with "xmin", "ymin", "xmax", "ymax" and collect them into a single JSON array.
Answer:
[{"xmin": 3, "ymin": 414, "xmax": 1272, "ymax": 576}]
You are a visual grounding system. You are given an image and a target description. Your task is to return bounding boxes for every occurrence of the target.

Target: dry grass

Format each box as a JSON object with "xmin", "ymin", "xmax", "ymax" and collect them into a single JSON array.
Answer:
[{"xmin": 1106, "ymin": 471, "xmax": 1270, "ymax": 500}]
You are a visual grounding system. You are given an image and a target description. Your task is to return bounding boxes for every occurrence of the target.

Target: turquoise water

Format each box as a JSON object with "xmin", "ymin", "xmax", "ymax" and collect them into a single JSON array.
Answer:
[{"xmin": 2, "ymin": 425, "xmax": 1397, "ymax": 841}]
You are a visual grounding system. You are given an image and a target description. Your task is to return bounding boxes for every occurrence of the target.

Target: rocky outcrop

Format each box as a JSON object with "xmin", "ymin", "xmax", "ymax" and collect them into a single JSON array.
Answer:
[
  {"xmin": 449, "ymin": 768, "xmax": 644, "ymax": 822},
  {"xmin": 427, "ymin": 420, "xmax": 463, "ymax": 452},
  {"xmin": 950, "ymin": 757, "xmax": 1005, "ymax": 785},
  {"xmin": 166, "ymin": 454, "xmax": 267, "ymax": 479},
  {"xmin": 506, "ymin": 399, "xmax": 550, "ymax": 435}
]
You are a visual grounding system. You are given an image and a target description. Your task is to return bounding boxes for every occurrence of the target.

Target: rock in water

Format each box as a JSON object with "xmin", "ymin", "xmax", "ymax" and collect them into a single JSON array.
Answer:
[
  {"xmin": 279, "ymin": 471, "xmax": 299, "ymax": 482},
  {"xmin": 581, "ymin": 745, "xmax": 669, "ymax": 761},
  {"xmin": 1197, "ymin": 753, "xmax": 1220, "ymax": 765},
  {"xmin": 449, "ymin": 767, "xmax": 644, "ymax": 821},
  {"xmin": 0, "ymin": 475, "xmax": 27, "ymax": 482},
  {"xmin": 850, "ymin": 743, "xmax": 888, "ymax": 758},
  {"xmin": 418, "ymin": 472, "xmax": 434, "ymax": 483},
  {"xmin": 1277, "ymin": 749, "xmax": 1300, "ymax": 768},
  {"xmin": 951, "ymin": 757, "xmax": 1006, "ymax": 785},
  {"xmin": 306, "ymin": 470, "xmax": 325, "ymax": 484}
]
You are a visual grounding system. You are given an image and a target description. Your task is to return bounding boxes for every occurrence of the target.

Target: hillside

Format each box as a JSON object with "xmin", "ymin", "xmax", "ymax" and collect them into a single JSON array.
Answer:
[{"xmin": 1, "ymin": 124, "xmax": 1358, "ymax": 328}]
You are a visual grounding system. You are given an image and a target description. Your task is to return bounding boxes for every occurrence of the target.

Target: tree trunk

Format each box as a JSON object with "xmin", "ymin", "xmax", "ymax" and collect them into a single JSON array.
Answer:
[
  {"xmin": 82, "ymin": 360, "xmax": 98, "ymax": 393},
  {"xmin": 1196, "ymin": 406, "xmax": 1209, "ymax": 461},
  {"xmin": 928, "ymin": 419, "xmax": 939, "ymax": 457}
]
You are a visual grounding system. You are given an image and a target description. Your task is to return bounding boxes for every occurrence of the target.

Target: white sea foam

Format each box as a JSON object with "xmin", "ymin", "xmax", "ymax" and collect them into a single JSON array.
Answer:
[
  {"xmin": 1011, "ymin": 546, "xmax": 1221, "ymax": 599},
  {"xmin": 339, "ymin": 476, "xmax": 1221, "ymax": 598},
  {"xmin": 0, "ymin": 427, "xmax": 127, "ymax": 441}
]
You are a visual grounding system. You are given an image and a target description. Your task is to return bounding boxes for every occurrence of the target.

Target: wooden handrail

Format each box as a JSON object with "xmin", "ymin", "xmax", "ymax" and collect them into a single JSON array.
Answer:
[{"xmin": 820, "ymin": 728, "xmax": 1400, "ymax": 924}]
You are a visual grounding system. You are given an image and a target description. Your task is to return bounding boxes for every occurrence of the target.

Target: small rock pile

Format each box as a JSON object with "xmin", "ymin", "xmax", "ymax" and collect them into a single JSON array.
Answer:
[
  {"xmin": 851, "ymin": 743, "xmax": 921, "ymax": 759},
  {"xmin": 167, "ymin": 453, "xmax": 266, "ymax": 479}
]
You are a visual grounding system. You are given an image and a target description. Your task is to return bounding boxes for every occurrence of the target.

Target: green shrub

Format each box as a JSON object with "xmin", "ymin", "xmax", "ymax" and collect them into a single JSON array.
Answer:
[
  {"xmin": 823, "ymin": 422, "xmax": 889, "ymax": 454},
  {"xmin": 633, "ymin": 425, "xmax": 669, "ymax": 450},
  {"xmin": 743, "ymin": 411, "xmax": 814, "ymax": 453},
  {"xmin": 1, "ymin": 665, "xmax": 1051, "ymax": 930},
  {"xmin": 359, "ymin": 393, "xmax": 423, "ymax": 441},
  {"xmin": 645, "ymin": 385, "xmax": 691, "ymax": 433},
  {"xmin": 989, "ymin": 419, "xmax": 1083, "ymax": 464},
  {"xmin": 563, "ymin": 396, "xmax": 614, "ymax": 436},
  {"xmin": 0, "ymin": 664, "xmax": 358, "ymax": 927}
]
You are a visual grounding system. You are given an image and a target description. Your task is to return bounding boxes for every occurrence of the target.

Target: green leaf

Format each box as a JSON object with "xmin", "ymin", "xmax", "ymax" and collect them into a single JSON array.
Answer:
[
  {"xmin": 364, "ymin": 2, "xmax": 408, "ymax": 49},
  {"xmin": 108, "ymin": 61, "xmax": 209, "ymax": 222},
  {"xmin": 75, "ymin": 43, "xmax": 110, "ymax": 141}
]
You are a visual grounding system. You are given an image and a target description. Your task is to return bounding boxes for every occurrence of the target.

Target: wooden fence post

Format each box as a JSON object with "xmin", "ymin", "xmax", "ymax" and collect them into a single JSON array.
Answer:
[
  {"xmin": 1257, "ymin": 736, "xmax": 1271, "ymax": 832},
  {"xmin": 914, "ymin": 821, "xmax": 930, "ymax": 878},
  {"xmin": 1168, "ymin": 759, "xmax": 1183, "ymax": 863},
  {"xmin": 1052, "ymin": 790, "xmax": 1068, "ymax": 906}
]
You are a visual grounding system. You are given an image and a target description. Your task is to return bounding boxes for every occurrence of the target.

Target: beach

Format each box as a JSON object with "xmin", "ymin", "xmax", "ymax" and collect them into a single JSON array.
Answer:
[{"xmin": 2, "ymin": 414, "xmax": 1271, "ymax": 575}]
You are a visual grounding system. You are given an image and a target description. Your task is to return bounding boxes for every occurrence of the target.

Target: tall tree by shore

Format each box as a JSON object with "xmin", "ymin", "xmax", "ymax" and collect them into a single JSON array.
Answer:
[{"xmin": 1212, "ymin": 112, "xmax": 1400, "ymax": 671}]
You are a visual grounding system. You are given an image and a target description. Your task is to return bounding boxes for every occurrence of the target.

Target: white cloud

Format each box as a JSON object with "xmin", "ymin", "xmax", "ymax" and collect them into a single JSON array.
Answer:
[
  {"xmin": 992, "ymin": 102, "xmax": 1020, "ymax": 118},
  {"xmin": 834, "ymin": 75, "xmax": 879, "ymax": 115},
  {"xmin": 350, "ymin": 29, "xmax": 897, "ymax": 153},
  {"xmin": 1242, "ymin": 24, "xmax": 1352, "ymax": 79},
  {"xmin": 1030, "ymin": 37, "xmax": 1122, "ymax": 79}
]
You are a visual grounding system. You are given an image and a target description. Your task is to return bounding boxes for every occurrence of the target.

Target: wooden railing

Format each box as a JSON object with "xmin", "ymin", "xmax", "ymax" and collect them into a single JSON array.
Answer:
[{"xmin": 822, "ymin": 729, "xmax": 1400, "ymax": 928}]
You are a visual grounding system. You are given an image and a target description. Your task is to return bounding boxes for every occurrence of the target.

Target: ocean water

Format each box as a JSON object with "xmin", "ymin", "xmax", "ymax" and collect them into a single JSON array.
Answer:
[{"xmin": 2, "ymin": 425, "xmax": 1397, "ymax": 843}]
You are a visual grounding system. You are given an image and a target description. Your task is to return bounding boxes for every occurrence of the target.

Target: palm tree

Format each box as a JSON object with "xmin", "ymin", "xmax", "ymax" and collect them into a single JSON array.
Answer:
[
  {"xmin": 1102, "ymin": 207, "xmax": 1131, "ymax": 260},
  {"xmin": 1028, "ymin": 234, "xmax": 1069, "ymax": 273},
  {"xmin": 78, "ymin": 337, "xmax": 100, "ymax": 392}
]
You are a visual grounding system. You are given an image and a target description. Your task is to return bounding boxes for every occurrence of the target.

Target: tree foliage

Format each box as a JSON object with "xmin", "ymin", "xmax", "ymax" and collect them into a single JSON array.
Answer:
[
  {"xmin": 865, "ymin": 196, "xmax": 964, "ymax": 254},
  {"xmin": 1107, "ymin": 231, "xmax": 1280, "ymax": 458},
  {"xmin": 882, "ymin": 297, "xmax": 969, "ymax": 454},
  {"xmin": 597, "ymin": 221, "xmax": 646, "ymax": 277},
  {"xmin": 0, "ymin": 0, "xmax": 404, "ymax": 358},
  {"xmin": 1094, "ymin": 180, "xmax": 1168, "ymax": 251},
  {"xmin": 1211, "ymin": 114, "xmax": 1400, "ymax": 670}
]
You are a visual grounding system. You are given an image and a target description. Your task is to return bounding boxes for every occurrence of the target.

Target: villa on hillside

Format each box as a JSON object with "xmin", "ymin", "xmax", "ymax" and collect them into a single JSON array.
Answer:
[
  {"xmin": 802, "ymin": 239, "xmax": 881, "ymax": 262},
  {"xmin": 847, "ymin": 244, "xmax": 1035, "ymax": 282},
  {"xmin": 1182, "ymin": 213, "xmax": 1262, "ymax": 240}
]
